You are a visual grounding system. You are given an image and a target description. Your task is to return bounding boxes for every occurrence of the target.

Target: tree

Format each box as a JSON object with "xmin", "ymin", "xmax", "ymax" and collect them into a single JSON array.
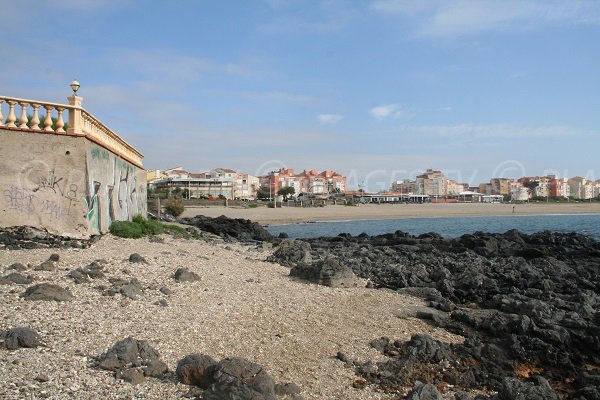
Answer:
[
  {"xmin": 522, "ymin": 181, "xmax": 539, "ymax": 196},
  {"xmin": 163, "ymin": 197, "xmax": 184, "ymax": 217},
  {"xmin": 277, "ymin": 186, "xmax": 295, "ymax": 201},
  {"xmin": 256, "ymin": 188, "xmax": 270, "ymax": 200}
]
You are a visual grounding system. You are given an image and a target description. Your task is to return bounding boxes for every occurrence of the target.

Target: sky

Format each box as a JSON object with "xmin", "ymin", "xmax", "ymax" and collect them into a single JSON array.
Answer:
[{"xmin": 1, "ymin": 0, "xmax": 600, "ymax": 191}]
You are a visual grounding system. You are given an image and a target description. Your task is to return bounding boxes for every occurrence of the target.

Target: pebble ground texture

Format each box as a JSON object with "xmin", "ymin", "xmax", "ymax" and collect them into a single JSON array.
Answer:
[{"xmin": 0, "ymin": 234, "xmax": 468, "ymax": 399}]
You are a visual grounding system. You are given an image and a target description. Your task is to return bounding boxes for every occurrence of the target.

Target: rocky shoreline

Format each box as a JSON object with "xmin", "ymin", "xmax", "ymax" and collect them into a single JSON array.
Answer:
[
  {"xmin": 269, "ymin": 228, "xmax": 600, "ymax": 399},
  {"xmin": 1, "ymin": 215, "xmax": 598, "ymax": 399}
]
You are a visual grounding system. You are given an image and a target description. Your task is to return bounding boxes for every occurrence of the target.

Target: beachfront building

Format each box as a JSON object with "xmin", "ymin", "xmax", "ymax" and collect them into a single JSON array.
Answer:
[
  {"xmin": 568, "ymin": 177, "xmax": 595, "ymax": 200},
  {"xmin": 510, "ymin": 182, "xmax": 529, "ymax": 202},
  {"xmin": 490, "ymin": 178, "xmax": 512, "ymax": 196},
  {"xmin": 151, "ymin": 167, "xmax": 259, "ymax": 199},
  {"xmin": 260, "ymin": 168, "xmax": 347, "ymax": 198},
  {"xmin": 446, "ymin": 179, "xmax": 461, "ymax": 196},
  {"xmin": 549, "ymin": 176, "xmax": 570, "ymax": 198},
  {"xmin": 479, "ymin": 183, "xmax": 493, "ymax": 196},
  {"xmin": 415, "ymin": 169, "xmax": 447, "ymax": 197},
  {"xmin": 390, "ymin": 179, "xmax": 417, "ymax": 194}
]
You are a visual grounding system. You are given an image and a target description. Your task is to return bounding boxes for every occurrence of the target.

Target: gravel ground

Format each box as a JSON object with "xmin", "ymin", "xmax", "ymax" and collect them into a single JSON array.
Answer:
[{"xmin": 0, "ymin": 234, "xmax": 466, "ymax": 399}]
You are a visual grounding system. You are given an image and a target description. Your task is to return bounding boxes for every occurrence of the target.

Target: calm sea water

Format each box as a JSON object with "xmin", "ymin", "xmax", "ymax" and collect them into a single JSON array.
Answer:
[{"xmin": 265, "ymin": 214, "xmax": 600, "ymax": 240}]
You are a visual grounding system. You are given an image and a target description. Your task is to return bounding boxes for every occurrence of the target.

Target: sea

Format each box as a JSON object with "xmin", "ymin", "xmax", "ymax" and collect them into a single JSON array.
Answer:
[{"xmin": 265, "ymin": 214, "xmax": 600, "ymax": 240}]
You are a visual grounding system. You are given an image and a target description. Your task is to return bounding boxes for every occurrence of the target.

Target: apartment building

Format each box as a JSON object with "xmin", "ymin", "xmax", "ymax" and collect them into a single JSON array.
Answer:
[
  {"xmin": 490, "ymin": 178, "xmax": 512, "ymax": 196},
  {"xmin": 260, "ymin": 168, "xmax": 347, "ymax": 198},
  {"xmin": 415, "ymin": 169, "xmax": 447, "ymax": 196},
  {"xmin": 568, "ymin": 177, "xmax": 595, "ymax": 200},
  {"xmin": 151, "ymin": 167, "xmax": 259, "ymax": 199}
]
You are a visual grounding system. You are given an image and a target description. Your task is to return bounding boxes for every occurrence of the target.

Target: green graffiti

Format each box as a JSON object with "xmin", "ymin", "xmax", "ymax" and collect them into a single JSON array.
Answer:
[{"xmin": 90, "ymin": 146, "xmax": 110, "ymax": 160}]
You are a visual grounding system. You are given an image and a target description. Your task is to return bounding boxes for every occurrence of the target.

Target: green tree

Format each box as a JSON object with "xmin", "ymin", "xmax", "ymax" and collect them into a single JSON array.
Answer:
[
  {"xmin": 277, "ymin": 186, "xmax": 295, "ymax": 201},
  {"xmin": 256, "ymin": 188, "xmax": 270, "ymax": 200},
  {"xmin": 163, "ymin": 197, "xmax": 184, "ymax": 217}
]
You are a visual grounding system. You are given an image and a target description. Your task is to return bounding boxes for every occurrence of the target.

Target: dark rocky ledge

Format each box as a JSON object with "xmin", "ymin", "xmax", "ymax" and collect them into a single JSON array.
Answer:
[{"xmin": 269, "ymin": 229, "xmax": 600, "ymax": 399}]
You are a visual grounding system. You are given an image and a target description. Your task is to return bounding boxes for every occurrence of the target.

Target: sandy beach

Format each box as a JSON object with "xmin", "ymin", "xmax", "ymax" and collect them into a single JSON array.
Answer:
[
  {"xmin": 0, "ymin": 233, "xmax": 466, "ymax": 400},
  {"xmin": 181, "ymin": 202, "xmax": 600, "ymax": 225}
]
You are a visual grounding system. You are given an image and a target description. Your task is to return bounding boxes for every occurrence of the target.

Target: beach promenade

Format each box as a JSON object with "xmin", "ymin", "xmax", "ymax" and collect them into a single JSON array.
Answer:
[{"xmin": 180, "ymin": 202, "xmax": 600, "ymax": 225}]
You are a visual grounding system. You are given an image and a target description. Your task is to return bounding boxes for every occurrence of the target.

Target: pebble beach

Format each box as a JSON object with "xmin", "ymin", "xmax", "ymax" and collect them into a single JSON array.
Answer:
[{"xmin": 0, "ymin": 233, "xmax": 464, "ymax": 400}]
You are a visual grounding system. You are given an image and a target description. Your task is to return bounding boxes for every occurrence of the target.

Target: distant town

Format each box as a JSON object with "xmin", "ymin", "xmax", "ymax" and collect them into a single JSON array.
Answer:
[{"xmin": 147, "ymin": 167, "xmax": 600, "ymax": 203}]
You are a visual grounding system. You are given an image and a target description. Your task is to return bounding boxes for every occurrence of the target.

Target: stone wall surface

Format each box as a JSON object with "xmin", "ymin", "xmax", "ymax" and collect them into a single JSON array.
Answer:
[{"xmin": 0, "ymin": 129, "xmax": 146, "ymax": 238}]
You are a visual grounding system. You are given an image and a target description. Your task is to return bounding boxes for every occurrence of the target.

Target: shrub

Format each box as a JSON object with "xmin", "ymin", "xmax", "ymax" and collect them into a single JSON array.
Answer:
[
  {"xmin": 345, "ymin": 200, "xmax": 357, "ymax": 206},
  {"xmin": 164, "ymin": 197, "xmax": 184, "ymax": 217},
  {"xmin": 248, "ymin": 203, "xmax": 259, "ymax": 208},
  {"xmin": 109, "ymin": 220, "xmax": 143, "ymax": 238}
]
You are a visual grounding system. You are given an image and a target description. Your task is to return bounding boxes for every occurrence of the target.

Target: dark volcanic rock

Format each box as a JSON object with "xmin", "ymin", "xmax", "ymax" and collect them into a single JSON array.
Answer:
[
  {"xmin": 173, "ymin": 268, "xmax": 200, "ymax": 282},
  {"xmin": 406, "ymin": 381, "xmax": 443, "ymax": 400},
  {"xmin": 176, "ymin": 354, "xmax": 217, "ymax": 387},
  {"xmin": 104, "ymin": 278, "xmax": 143, "ymax": 300},
  {"xmin": 21, "ymin": 283, "xmax": 74, "ymax": 301},
  {"xmin": 0, "ymin": 226, "xmax": 99, "ymax": 249},
  {"xmin": 268, "ymin": 240, "xmax": 312, "ymax": 266},
  {"xmin": 97, "ymin": 337, "xmax": 167, "ymax": 380},
  {"xmin": 2, "ymin": 327, "xmax": 42, "ymax": 349},
  {"xmin": 128, "ymin": 253, "xmax": 146, "ymax": 263},
  {"xmin": 6, "ymin": 262, "xmax": 27, "ymax": 271},
  {"xmin": 34, "ymin": 260, "xmax": 55, "ymax": 271},
  {"xmin": 0, "ymin": 272, "xmax": 33, "ymax": 285},
  {"xmin": 180, "ymin": 215, "xmax": 273, "ymax": 242},
  {"xmin": 202, "ymin": 357, "xmax": 277, "ymax": 400},
  {"xmin": 495, "ymin": 376, "xmax": 558, "ymax": 400},
  {"xmin": 290, "ymin": 258, "xmax": 354, "ymax": 288},
  {"xmin": 268, "ymin": 229, "xmax": 600, "ymax": 398},
  {"xmin": 68, "ymin": 261, "xmax": 105, "ymax": 284}
]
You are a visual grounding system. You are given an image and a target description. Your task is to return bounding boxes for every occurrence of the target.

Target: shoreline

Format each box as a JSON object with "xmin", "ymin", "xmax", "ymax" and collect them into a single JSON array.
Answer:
[{"xmin": 180, "ymin": 202, "xmax": 600, "ymax": 225}]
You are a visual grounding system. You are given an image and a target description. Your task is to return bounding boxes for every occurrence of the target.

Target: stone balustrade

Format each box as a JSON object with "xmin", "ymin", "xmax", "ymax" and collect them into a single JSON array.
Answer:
[{"xmin": 0, "ymin": 95, "xmax": 143, "ymax": 167}]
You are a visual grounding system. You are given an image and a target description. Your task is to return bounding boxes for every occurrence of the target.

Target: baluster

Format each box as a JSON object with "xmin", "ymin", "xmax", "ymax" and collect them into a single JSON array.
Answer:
[
  {"xmin": 0, "ymin": 100, "xmax": 4, "ymax": 126},
  {"xmin": 18, "ymin": 102, "xmax": 29, "ymax": 128},
  {"xmin": 55, "ymin": 108, "xmax": 65, "ymax": 133},
  {"xmin": 30, "ymin": 104, "xmax": 41, "ymax": 130},
  {"xmin": 43, "ymin": 106, "xmax": 53, "ymax": 132},
  {"xmin": 6, "ymin": 101, "xmax": 17, "ymax": 127}
]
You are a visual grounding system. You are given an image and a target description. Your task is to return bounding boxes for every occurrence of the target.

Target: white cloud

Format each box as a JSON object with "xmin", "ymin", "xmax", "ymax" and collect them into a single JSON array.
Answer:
[
  {"xmin": 370, "ymin": 104, "xmax": 410, "ymax": 120},
  {"xmin": 371, "ymin": 0, "xmax": 600, "ymax": 38},
  {"xmin": 318, "ymin": 114, "xmax": 343, "ymax": 124}
]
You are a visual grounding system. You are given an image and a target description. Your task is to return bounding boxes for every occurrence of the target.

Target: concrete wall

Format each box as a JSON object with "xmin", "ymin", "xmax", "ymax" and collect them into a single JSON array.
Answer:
[{"xmin": 0, "ymin": 129, "xmax": 146, "ymax": 238}]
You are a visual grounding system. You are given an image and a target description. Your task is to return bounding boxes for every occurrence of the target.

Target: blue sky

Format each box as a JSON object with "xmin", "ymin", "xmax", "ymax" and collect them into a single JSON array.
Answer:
[{"xmin": 2, "ymin": 0, "xmax": 600, "ymax": 190}]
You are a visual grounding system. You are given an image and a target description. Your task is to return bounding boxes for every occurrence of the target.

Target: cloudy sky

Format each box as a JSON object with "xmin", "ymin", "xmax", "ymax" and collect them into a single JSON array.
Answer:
[{"xmin": 2, "ymin": 0, "xmax": 600, "ymax": 190}]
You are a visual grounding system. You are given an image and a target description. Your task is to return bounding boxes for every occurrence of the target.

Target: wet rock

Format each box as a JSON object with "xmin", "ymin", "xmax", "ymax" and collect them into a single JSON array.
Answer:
[
  {"xmin": 128, "ymin": 253, "xmax": 146, "ymax": 263},
  {"xmin": 21, "ymin": 283, "xmax": 74, "ymax": 301},
  {"xmin": 2, "ymin": 327, "xmax": 41, "ymax": 349},
  {"xmin": 278, "ymin": 232, "xmax": 289, "ymax": 239},
  {"xmin": 180, "ymin": 215, "xmax": 273, "ymax": 242},
  {"xmin": 176, "ymin": 354, "xmax": 217, "ymax": 387},
  {"xmin": 290, "ymin": 258, "xmax": 354, "ymax": 288},
  {"xmin": 173, "ymin": 268, "xmax": 200, "ymax": 282}
]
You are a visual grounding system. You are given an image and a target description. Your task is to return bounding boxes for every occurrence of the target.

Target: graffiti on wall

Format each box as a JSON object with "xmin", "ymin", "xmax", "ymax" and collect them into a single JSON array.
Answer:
[
  {"xmin": 2, "ymin": 161, "xmax": 84, "ymax": 223},
  {"xmin": 84, "ymin": 145, "xmax": 145, "ymax": 233}
]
